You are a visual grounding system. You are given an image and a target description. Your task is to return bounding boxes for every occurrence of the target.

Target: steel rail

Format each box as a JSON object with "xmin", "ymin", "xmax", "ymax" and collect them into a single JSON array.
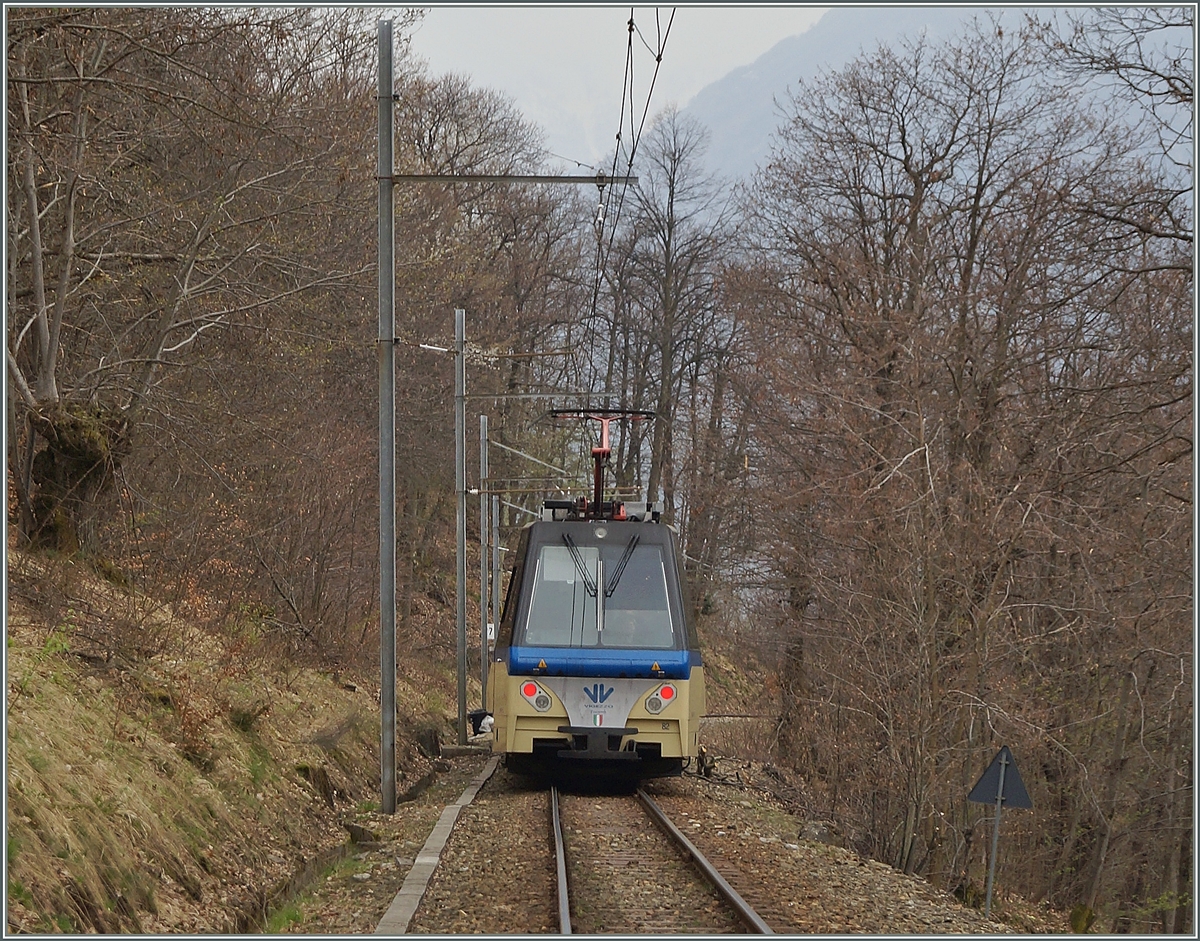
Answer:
[
  {"xmin": 636, "ymin": 789, "xmax": 774, "ymax": 934},
  {"xmin": 550, "ymin": 787, "xmax": 572, "ymax": 934}
]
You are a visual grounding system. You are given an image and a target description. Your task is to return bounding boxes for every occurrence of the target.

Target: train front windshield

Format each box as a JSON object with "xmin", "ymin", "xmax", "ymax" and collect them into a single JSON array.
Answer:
[{"xmin": 521, "ymin": 537, "xmax": 676, "ymax": 649}]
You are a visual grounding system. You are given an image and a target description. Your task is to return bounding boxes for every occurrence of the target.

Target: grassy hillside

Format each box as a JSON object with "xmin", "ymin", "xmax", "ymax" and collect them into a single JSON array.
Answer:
[{"xmin": 5, "ymin": 549, "xmax": 468, "ymax": 933}]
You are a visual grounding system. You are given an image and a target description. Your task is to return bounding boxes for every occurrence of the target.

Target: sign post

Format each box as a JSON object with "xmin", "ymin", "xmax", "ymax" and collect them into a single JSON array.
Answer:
[{"xmin": 967, "ymin": 745, "xmax": 1032, "ymax": 918}]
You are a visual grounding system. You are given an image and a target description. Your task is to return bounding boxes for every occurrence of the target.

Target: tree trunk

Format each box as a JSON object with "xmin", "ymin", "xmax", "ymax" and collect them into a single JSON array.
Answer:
[
  {"xmin": 1085, "ymin": 669, "xmax": 1133, "ymax": 912},
  {"xmin": 7, "ymin": 400, "xmax": 36, "ymax": 541},
  {"xmin": 27, "ymin": 406, "xmax": 125, "ymax": 555},
  {"xmin": 1173, "ymin": 825, "xmax": 1191, "ymax": 934},
  {"xmin": 1161, "ymin": 706, "xmax": 1191, "ymax": 933}
]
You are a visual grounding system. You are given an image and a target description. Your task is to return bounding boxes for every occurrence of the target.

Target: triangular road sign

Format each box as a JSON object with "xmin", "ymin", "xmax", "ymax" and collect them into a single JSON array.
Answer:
[{"xmin": 968, "ymin": 745, "xmax": 1032, "ymax": 809}]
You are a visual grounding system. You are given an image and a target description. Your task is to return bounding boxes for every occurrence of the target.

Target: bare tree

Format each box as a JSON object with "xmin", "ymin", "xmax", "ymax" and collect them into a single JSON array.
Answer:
[
  {"xmin": 6, "ymin": 8, "xmax": 404, "ymax": 554},
  {"xmin": 742, "ymin": 17, "xmax": 1191, "ymax": 926},
  {"xmin": 1029, "ymin": 7, "xmax": 1193, "ymax": 248},
  {"xmin": 1032, "ymin": 8, "xmax": 1193, "ymax": 164},
  {"xmin": 581, "ymin": 109, "xmax": 735, "ymax": 524}
]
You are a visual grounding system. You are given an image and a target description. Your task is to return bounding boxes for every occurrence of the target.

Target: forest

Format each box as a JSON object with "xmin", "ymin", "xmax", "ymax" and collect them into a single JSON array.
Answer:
[{"xmin": 6, "ymin": 7, "xmax": 1192, "ymax": 933}]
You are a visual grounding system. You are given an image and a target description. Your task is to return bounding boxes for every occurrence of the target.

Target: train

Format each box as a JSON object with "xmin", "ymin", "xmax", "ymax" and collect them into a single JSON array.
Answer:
[{"xmin": 484, "ymin": 410, "xmax": 705, "ymax": 779}]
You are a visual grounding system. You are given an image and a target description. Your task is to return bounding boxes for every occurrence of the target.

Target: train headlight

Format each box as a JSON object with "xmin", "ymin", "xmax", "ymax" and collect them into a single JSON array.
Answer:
[
  {"xmin": 520, "ymin": 680, "xmax": 553, "ymax": 713},
  {"xmin": 644, "ymin": 683, "xmax": 677, "ymax": 714}
]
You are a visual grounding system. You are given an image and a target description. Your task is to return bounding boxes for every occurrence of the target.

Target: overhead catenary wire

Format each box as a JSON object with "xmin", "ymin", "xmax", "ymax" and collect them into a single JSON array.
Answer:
[
  {"xmin": 584, "ymin": 7, "xmax": 676, "ymax": 394},
  {"xmin": 583, "ymin": 11, "xmax": 638, "ymax": 358},
  {"xmin": 595, "ymin": 8, "xmax": 674, "ymax": 323},
  {"xmin": 445, "ymin": 9, "xmax": 677, "ymax": 526},
  {"xmin": 388, "ymin": 327, "xmax": 574, "ymax": 366},
  {"xmin": 549, "ymin": 151, "xmax": 596, "ymax": 171},
  {"xmin": 589, "ymin": 10, "xmax": 675, "ymax": 297}
]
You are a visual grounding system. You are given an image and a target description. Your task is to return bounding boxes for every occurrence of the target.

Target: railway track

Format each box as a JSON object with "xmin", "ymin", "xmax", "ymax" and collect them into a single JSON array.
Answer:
[
  {"xmin": 550, "ymin": 786, "xmax": 773, "ymax": 934},
  {"xmin": 400, "ymin": 767, "xmax": 1008, "ymax": 935}
]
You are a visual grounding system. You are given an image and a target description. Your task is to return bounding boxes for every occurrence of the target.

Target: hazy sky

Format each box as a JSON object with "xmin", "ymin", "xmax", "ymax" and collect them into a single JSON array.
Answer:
[{"xmin": 405, "ymin": 5, "xmax": 828, "ymax": 169}]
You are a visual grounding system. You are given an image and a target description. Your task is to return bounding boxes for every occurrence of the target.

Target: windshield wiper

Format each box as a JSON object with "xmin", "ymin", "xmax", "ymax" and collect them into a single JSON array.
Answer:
[
  {"xmin": 561, "ymin": 534, "xmax": 598, "ymax": 597},
  {"xmin": 604, "ymin": 535, "xmax": 640, "ymax": 597}
]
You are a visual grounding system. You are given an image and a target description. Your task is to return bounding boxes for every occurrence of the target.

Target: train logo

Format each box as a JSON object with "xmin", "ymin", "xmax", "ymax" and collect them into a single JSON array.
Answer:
[{"xmin": 584, "ymin": 683, "xmax": 614, "ymax": 704}]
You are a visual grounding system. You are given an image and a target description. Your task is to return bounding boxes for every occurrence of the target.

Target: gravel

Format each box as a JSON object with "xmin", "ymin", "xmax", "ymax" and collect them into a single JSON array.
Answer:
[
  {"xmin": 648, "ymin": 776, "xmax": 1013, "ymax": 934},
  {"xmin": 559, "ymin": 791, "xmax": 745, "ymax": 934},
  {"xmin": 406, "ymin": 769, "xmax": 556, "ymax": 934}
]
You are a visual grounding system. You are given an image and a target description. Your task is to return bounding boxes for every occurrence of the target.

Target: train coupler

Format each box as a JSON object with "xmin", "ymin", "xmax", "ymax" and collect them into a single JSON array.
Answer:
[{"xmin": 556, "ymin": 725, "xmax": 639, "ymax": 760}]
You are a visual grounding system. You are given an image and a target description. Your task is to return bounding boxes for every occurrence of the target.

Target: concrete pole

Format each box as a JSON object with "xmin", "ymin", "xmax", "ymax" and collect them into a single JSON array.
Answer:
[
  {"xmin": 479, "ymin": 414, "xmax": 489, "ymax": 708},
  {"xmin": 455, "ymin": 309, "xmax": 468, "ymax": 745},
  {"xmin": 376, "ymin": 19, "xmax": 396, "ymax": 814}
]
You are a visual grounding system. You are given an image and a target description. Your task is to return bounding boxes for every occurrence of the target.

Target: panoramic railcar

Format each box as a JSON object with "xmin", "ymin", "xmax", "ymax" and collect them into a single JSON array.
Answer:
[{"xmin": 485, "ymin": 411, "xmax": 704, "ymax": 779}]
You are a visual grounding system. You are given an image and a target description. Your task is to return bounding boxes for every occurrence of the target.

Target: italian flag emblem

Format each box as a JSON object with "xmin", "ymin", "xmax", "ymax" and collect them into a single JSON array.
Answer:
[{"xmin": 592, "ymin": 714, "xmax": 604, "ymax": 726}]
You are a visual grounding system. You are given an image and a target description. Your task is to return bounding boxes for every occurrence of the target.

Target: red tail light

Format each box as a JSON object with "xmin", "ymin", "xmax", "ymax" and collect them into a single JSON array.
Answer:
[
  {"xmin": 520, "ymin": 680, "xmax": 552, "ymax": 712},
  {"xmin": 645, "ymin": 683, "xmax": 677, "ymax": 714}
]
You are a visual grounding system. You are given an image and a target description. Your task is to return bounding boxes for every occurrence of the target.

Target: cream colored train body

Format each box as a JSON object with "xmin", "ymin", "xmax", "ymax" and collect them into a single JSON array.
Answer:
[{"xmin": 485, "ymin": 504, "xmax": 705, "ymax": 779}]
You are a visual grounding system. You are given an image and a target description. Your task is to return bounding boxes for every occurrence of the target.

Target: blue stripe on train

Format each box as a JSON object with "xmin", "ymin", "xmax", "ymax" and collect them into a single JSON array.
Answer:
[{"xmin": 508, "ymin": 645, "xmax": 691, "ymax": 679}]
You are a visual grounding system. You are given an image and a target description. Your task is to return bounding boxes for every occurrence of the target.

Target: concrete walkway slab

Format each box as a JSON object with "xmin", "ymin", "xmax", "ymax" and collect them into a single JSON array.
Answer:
[{"xmin": 375, "ymin": 756, "xmax": 500, "ymax": 935}]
